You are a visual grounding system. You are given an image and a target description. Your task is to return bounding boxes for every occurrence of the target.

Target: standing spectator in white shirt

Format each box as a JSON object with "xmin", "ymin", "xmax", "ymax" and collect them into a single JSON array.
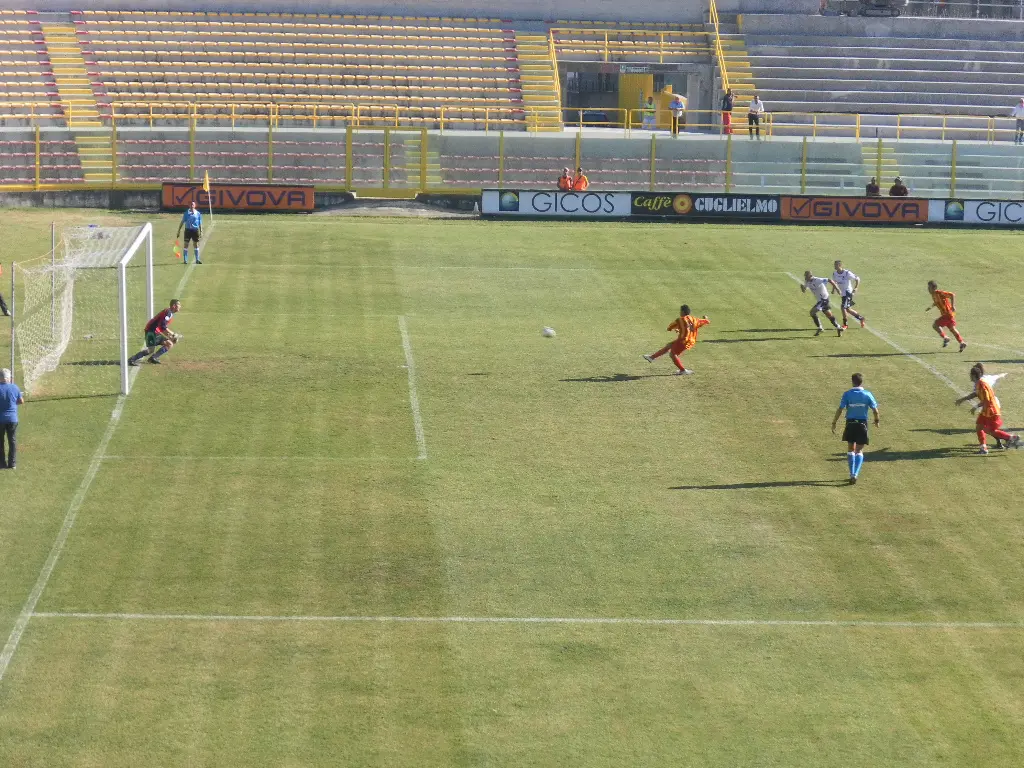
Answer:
[
  {"xmin": 747, "ymin": 94, "xmax": 765, "ymax": 140},
  {"xmin": 831, "ymin": 260, "xmax": 866, "ymax": 330},
  {"xmin": 668, "ymin": 94, "xmax": 686, "ymax": 136},
  {"xmin": 1012, "ymin": 97, "xmax": 1024, "ymax": 144}
]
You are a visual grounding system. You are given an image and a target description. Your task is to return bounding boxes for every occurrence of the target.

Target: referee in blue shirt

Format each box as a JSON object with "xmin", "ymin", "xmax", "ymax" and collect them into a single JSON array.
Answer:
[
  {"xmin": 832, "ymin": 372, "xmax": 880, "ymax": 485},
  {"xmin": 176, "ymin": 201, "xmax": 203, "ymax": 265}
]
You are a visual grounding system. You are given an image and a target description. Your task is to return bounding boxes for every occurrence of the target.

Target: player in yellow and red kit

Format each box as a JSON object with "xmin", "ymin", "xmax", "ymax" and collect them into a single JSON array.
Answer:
[
  {"xmin": 642, "ymin": 304, "xmax": 710, "ymax": 375},
  {"xmin": 956, "ymin": 363, "xmax": 1020, "ymax": 454},
  {"xmin": 926, "ymin": 280, "xmax": 966, "ymax": 352}
]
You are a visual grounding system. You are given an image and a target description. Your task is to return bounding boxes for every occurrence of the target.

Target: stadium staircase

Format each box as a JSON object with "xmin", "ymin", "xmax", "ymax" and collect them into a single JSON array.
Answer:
[
  {"xmin": 861, "ymin": 141, "xmax": 900, "ymax": 188},
  {"xmin": 713, "ymin": 21, "xmax": 757, "ymax": 119},
  {"xmin": 41, "ymin": 21, "xmax": 114, "ymax": 182},
  {"xmin": 403, "ymin": 141, "xmax": 442, "ymax": 186},
  {"xmin": 513, "ymin": 33, "xmax": 562, "ymax": 132}
]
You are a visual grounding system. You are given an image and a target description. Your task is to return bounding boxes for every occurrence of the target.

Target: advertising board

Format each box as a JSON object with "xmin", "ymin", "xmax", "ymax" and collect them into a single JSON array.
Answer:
[
  {"xmin": 929, "ymin": 199, "xmax": 1024, "ymax": 226},
  {"xmin": 631, "ymin": 193, "xmax": 780, "ymax": 219},
  {"xmin": 480, "ymin": 190, "xmax": 632, "ymax": 217},
  {"xmin": 782, "ymin": 196, "xmax": 927, "ymax": 224},
  {"xmin": 162, "ymin": 183, "xmax": 314, "ymax": 212}
]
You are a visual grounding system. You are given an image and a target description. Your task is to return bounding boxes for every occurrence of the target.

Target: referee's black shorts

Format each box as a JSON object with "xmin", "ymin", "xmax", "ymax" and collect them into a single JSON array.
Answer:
[
  {"xmin": 183, "ymin": 227, "xmax": 201, "ymax": 246},
  {"xmin": 842, "ymin": 419, "xmax": 869, "ymax": 445}
]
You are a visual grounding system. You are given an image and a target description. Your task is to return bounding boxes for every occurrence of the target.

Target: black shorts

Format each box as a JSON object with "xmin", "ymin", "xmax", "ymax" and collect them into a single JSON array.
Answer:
[
  {"xmin": 813, "ymin": 298, "xmax": 831, "ymax": 313},
  {"xmin": 183, "ymin": 228, "xmax": 201, "ymax": 246},
  {"xmin": 842, "ymin": 420, "xmax": 869, "ymax": 445},
  {"xmin": 841, "ymin": 293, "xmax": 856, "ymax": 310}
]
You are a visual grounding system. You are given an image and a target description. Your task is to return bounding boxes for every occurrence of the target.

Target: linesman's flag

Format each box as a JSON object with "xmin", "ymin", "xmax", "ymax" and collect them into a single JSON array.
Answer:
[{"xmin": 202, "ymin": 170, "xmax": 210, "ymax": 192}]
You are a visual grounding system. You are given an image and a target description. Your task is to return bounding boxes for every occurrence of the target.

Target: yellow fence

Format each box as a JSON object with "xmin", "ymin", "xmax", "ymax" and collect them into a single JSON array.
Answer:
[
  {"xmin": 548, "ymin": 27, "xmax": 712, "ymax": 64},
  {"xmin": 3, "ymin": 99, "xmax": 1023, "ymax": 143},
  {"xmin": 4, "ymin": 127, "xmax": 1024, "ymax": 200},
  {"xmin": 709, "ymin": 0, "xmax": 729, "ymax": 93}
]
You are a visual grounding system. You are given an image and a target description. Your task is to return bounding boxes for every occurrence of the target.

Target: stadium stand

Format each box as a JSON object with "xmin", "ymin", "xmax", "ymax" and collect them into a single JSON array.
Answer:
[
  {"xmin": 73, "ymin": 10, "xmax": 528, "ymax": 129},
  {"xmin": 730, "ymin": 15, "xmax": 1024, "ymax": 118},
  {"xmin": 0, "ymin": 9, "xmax": 63, "ymax": 123}
]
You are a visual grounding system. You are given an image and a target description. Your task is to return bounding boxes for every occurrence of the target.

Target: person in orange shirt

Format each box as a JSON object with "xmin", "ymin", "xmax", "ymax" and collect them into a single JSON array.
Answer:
[
  {"xmin": 642, "ymin": 304, "xmax": 710, "ymax": 375},
  {"xmin": 956, "ymin": 363, "xmax": 1020, "ymax": 454},
  {"xmin": 571, "ymin": 167, "xmax": 589, "ymax": 191},
  {"xmin": 926, "ymin": 280, "xmax": 966, "ymax": 351},
  {"xmin": 557, "ymin": 167, "xmax": 573, "ymax": 191}
]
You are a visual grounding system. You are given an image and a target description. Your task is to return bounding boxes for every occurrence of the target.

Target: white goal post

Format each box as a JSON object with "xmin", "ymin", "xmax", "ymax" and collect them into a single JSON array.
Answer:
[{"xmin": 11, "ymin": 223, "xmax": 154, "ymax": 397}]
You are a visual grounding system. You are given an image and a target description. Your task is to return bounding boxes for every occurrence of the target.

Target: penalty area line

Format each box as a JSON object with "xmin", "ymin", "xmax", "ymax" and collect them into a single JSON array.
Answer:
[
  {"xmin": 0, "ymin": 367, "xmax": 139, "ymax": 685},
  {"xmin": 399, "ymin": 315, "xmax": 428, "ymax": 461},
  {"xmin": 783, "ymin": 272, "xmax": 965, "ymax": 395},
  {"xmin": 29, "ymin": 612, "xmax": 1024, "ymax": 630}
]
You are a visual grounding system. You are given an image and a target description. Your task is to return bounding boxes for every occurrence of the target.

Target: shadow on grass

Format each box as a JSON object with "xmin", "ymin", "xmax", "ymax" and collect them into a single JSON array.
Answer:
[
  {"xmin": 63, "ymin": 359, "xmax": 119, "ymax": 366},
  {"xmin": 974, "ymin": 359, "xmax": 1024, "ymax": 365},
  {"xmin": 826, "ymin": 446, "xmax": 979, "ymax": 462},
  {"xmin": 466, "ymin": 372, "xmax": 489, "ymax": 376},
  {"xmin": 561, "ymin": 372, "xmax": 674, "ymax": 383},
  {"xmin": 705, "ymin": 336, "xmax": 805, "ymax": 344},
  {"xmin": 812, "ymin": 351, "xmax": 943, "ymax": 359},
  {"xmin": 910, "ymin": 427, "xmax": 1022, "ymax": 436},
  {"xmin": 721, "ymin": 328, "xmax": 808, "ymax": 334},
  {"xmin": 671, "ymin": 479, "xmax": 846, "ymax": 490},
  {"xmin": 32, "ymin": 391, "xmax": 118, "ymax": 403}
]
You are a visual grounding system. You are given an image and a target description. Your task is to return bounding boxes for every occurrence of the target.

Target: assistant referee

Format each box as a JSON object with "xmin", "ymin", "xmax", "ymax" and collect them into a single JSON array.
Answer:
[
  {"xmin": 176, "ymin": 201, "xmax": 203, "ymax": 265},
  {"xmin": 831, "ymin": 372, "xmax": 880, "ymax": 485}
]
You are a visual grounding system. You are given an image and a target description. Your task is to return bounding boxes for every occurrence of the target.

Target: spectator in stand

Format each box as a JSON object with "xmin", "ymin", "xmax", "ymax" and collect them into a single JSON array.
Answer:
[
  {"xmin": 641, "ymin": 96, "xmax": 657, "ymax": 130},
  {"xmin": 865, "ymin": 177, "xmax": 880, "ymax": 197},
  {"xmin": 669, "ymin": 94, "xmax": 686, "ymax": 137},
  {"xmin": 0, "ymin": 368, "xmax": 23, "ymax": 470},
  {"xmin": 572, "ymin": 167, "xmax": 590, "ymax": 191},
  {"xmin": 889, "ymin": 177, "xmax": 909, "ymax": 197},
  {"xmin": 1012, "ymin": 97, "xmax": 1024, "ymax": 145},
  {"xmin": 747, "ymin": 94, "xmax": 765, "ymax": 139},
  {"xmin": 721, "ymin": 88, "xmax": 735, "ymax": 135},
  {"xmin": 557, "ymin": 167, "xmax": 573, "ymax": 191}
]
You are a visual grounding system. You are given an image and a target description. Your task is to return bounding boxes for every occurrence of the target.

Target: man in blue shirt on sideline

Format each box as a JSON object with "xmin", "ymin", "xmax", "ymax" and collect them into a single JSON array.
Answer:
[
  {"xmin": 176, "ymin": 201, "xmax": 203, "ymax": 265},
  {"xmin": 0, "ymin": 368, "xmax": 24, "ymax": 470},
  {"xmin": 832, "ymin": 372, "xmax": 880, "ymax": 485}
]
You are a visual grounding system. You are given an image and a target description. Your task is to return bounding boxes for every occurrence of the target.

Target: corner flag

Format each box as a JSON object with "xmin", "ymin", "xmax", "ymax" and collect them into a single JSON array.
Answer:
[{"xmin": 202, "ymin": 170, "xmax": 210, "ymax": 193}]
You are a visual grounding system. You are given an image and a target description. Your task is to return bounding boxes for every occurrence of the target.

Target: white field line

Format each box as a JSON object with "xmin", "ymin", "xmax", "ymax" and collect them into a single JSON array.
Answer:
[
  {"xmin": 29, "ymin": 612, "xmax": 1024, "ymax": 630},
  {"xmin": 784, "ymin": 272, "xmax": 966, "ymax": 395},
  {"xmin": 888, "ymin": 333, "xmax": 1024, "ymax": 358},
  {"xmin": 0, "ymin": 368, "xmax": 139, "ymax": 684},
  {"xmin": 172, "ymin": 219, "xmax": 214, "ymax": 298},
  {"xmin": 101, "ymin": 455, "xmax": 414, "ymax": 462},
  {"xmin": 399, "ymin": 315, "xmax": 428, "ymax": 461},
  {"xmin": 0, "ymin": 221, "xmax": 216, "ymax": 687},
  {"xmin": 211, "ymin": 265, "xmax": 796, "ymax": 274}
]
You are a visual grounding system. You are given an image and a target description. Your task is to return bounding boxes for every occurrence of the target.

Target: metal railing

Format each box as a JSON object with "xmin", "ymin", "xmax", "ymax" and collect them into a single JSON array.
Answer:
[
  {"xmin": 548, "ymin": 27, "xmax": 712, "ymax": 64},
  {"xmin": 4, "ymin": 127, "xmax": 1024, "ymax": 199},
  {"xmin": 709, "ymin": 0, "xmax": 730, "ymax": 93},
  {"xmin": 6, "ymin": 99, "xmax": 1024, "ymax": 142}
]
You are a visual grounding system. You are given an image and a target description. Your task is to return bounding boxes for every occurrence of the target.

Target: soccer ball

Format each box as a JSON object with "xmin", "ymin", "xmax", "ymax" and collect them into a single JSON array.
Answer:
[{"xmin": 542, "ymin": 327, "xmax": 556, "ymax": 337}]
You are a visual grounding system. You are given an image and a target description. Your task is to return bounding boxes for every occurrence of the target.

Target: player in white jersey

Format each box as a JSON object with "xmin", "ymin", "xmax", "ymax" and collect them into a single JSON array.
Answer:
[
  {"xmin": 831, "ymin": 260, "xmax": 866, "ymax": 330},
  {"xmin": 801, "ymin": 271, "xmax": 843, "ymax": 336}
]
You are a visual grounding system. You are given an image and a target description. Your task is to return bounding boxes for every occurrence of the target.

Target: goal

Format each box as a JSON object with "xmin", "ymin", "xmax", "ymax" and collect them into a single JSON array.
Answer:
[{"xmin": 11, "ymin": 223, "xmax": 154, "ymax": 397}]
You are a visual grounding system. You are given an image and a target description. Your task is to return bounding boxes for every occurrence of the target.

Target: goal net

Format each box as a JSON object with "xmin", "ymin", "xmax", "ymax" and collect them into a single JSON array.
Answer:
[{"xmin": 12, "ymin": 223, "xmax": 153, "ymax": 397}]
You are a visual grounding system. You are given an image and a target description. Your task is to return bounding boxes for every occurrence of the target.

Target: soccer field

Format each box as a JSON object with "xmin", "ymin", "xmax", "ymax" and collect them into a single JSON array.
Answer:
[{"xmin": 2, "ymin": 209, "xmax": 1024, "ymax": 767}]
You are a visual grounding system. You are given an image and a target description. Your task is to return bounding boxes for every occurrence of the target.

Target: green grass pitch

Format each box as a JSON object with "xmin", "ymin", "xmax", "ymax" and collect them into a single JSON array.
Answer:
[{"xmin": 1, "ymin": 209, "xmax": 1024, "ymax": 767}]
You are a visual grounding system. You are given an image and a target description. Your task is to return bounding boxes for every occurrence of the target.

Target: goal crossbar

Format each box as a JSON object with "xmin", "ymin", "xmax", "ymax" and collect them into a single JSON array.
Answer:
[{"xmin": 12, "ymin": 223, "xmax": 154, "ymax": 396}]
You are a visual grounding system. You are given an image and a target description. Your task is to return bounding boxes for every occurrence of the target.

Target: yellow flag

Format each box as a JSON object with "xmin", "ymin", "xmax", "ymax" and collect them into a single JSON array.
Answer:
[{"xmin": 202, "ymin": 170, "xmax": 210, "ymax": 192}]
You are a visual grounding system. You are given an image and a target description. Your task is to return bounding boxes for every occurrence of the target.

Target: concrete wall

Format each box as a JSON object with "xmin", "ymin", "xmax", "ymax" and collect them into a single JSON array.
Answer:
[
  {"xmin": 741, "ymin": 12, "xmax": 1024, "ymax": 39},
  {"xmin": 2, "ymin": 0, "xmax": 816, "ymax": 22}
]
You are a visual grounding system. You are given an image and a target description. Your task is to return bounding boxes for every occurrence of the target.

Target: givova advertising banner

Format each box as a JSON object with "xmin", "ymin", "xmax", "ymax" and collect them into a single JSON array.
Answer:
[
  {"xmin": 781, "ymin": 196, "xmax": 928, "ymax": 223},
  {"xmin": 929, "ymin": 199, "xmax": 1024, "ymax": 226},
  {"xmin": 480, "ymin": 190, "xmax": 632, "ymax": 217},
  {"xmin": 631, "ymin": 193, "xmax": 780, "ymax": 219}
]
